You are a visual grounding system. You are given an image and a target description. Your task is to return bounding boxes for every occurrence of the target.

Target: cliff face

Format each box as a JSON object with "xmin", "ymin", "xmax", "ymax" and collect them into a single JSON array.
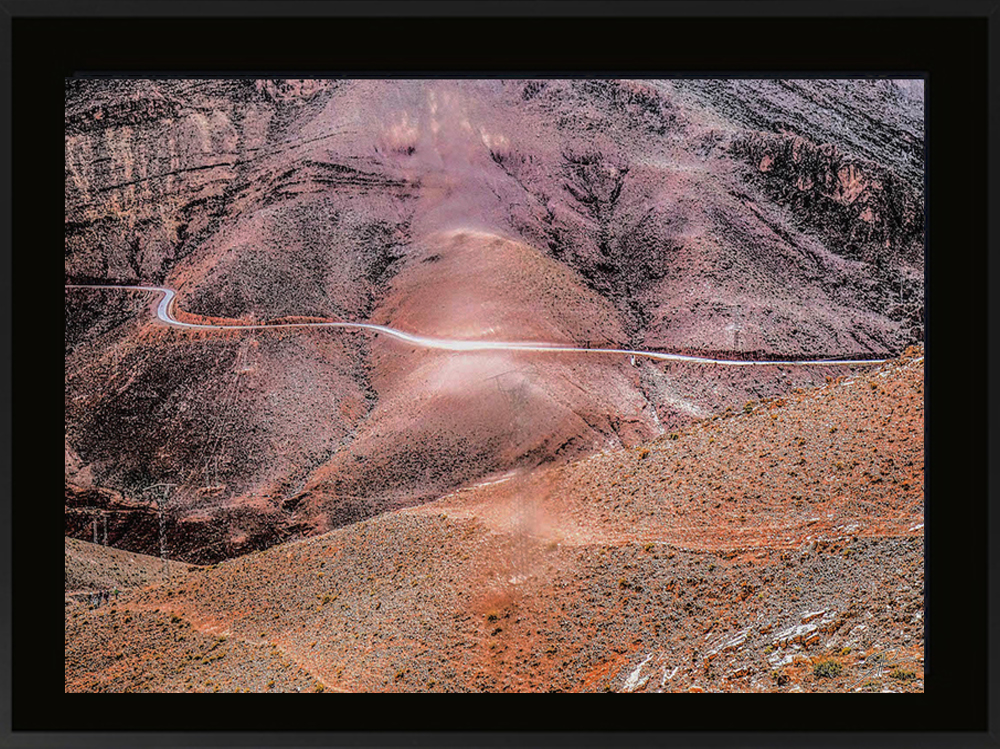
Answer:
[
  {"xmin": 67, "ymin": 81, "xmax": 242, "ymax": 283},
  {"xmin": 729, "ymin": 132, "xmax": 924, "ymax": 343},
  {"xmin": 667, "ymin": 78, "xmax": 925, "ymax": 185},
  {"xmin": 731, "ymin": 133, "xmax": 923, "ymax": 266},
  {"xmin": 65, "ymin": 79, "xmax": 924, "ymax": 562}
]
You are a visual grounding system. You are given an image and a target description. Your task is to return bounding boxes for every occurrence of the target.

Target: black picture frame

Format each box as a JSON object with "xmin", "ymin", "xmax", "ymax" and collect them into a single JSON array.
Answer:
[{"xmin": 4, "ymin": 1, "xmax": 996, "ymax": 747}]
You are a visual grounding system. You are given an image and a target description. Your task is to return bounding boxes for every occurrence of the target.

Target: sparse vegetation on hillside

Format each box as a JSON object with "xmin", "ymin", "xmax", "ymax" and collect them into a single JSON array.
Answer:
[
  {"xmin": 66, "ymin": 350, "xmax": 924, "ymax": 693},
  {"xmin": 65, "ymin": 78, "xmax": 923, "ymax": 693}
]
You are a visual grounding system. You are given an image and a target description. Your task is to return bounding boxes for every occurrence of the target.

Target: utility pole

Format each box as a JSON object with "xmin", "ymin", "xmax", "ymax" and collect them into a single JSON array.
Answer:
[
  {"xmin": 159, "ymin": 503, "xmax": 166, "ymax": 573},
  {"xmin": 727, "ymin": 307, "xmax": 744, "ymax": 353},
  {"xmin": 142, "ymin": 483, "xmax": 176, "ymax": 576}
]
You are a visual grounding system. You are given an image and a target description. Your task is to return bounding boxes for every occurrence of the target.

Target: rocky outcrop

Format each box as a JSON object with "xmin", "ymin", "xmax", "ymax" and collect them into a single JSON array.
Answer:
[
  {"xmin": 669, "ymin": 78, "xmax": 924, "ymax": 186},
  {"xmin": 730, "ymin": 132, "xmax": 923, "ymax": 268},
  {"xmin": 64, "ymin": 80, "xmax": 351, "ymax": 286},
  {"xmin": 253, "ymin": 78, "xmax": 338, "ymax": 103}
]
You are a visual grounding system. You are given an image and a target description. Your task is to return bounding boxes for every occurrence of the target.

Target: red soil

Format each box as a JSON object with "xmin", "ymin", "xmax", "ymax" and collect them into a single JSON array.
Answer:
[{"xmin": 66, "ymin": 349, "xmax": 923, "ymax": 693}]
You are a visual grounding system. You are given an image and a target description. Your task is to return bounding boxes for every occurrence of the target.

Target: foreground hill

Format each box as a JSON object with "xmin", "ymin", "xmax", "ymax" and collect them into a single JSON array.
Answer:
[
  {"xmin": 64, "ymin": 79, "xmax": 923, "ymax": 561},
  {"xmin": 65, "ymin": 537, "xmax": 192, "ymax": 596},
  {"xmin": 66, "ymin": 347, "xmax": 923, "ymax": 693}
]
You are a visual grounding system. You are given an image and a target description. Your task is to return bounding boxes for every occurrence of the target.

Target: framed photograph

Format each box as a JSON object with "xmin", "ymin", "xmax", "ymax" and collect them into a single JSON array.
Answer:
[{"xmin": 2, "ymin": 1, "xmax": 996, "ymax": 747}]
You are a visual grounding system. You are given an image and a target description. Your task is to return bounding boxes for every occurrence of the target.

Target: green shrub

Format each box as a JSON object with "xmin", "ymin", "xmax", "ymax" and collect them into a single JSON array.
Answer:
[{"xmin": 812, "ymin": 660, "xmax": 843, "ymax": 679}]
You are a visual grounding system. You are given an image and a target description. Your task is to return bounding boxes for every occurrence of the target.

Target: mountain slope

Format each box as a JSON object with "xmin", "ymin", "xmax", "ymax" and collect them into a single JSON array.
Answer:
[
  {"xmin": 66, "ymin": 348, "xmax": 924, "ymax": 693},
  {"xmin": 65, "ymin": 78, "xmax": 924, "ymax": 561}
]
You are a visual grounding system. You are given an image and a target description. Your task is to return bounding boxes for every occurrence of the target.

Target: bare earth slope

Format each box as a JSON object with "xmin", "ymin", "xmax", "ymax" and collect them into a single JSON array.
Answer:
[{"xmin": 66, "ymin": 348, "xmax": 923, "ymax": 693}]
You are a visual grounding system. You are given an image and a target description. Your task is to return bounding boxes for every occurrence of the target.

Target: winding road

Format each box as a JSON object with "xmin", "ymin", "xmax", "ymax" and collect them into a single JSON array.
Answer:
[{"xmin": 65, "ymin": 284, "xmax": 889, "ymax": 367}]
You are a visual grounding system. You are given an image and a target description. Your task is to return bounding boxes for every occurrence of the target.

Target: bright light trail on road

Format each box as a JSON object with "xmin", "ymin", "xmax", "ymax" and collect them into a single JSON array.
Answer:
[{"xmin": 65, "ymin": 284, "xmax": 890, "ymax": 368}]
